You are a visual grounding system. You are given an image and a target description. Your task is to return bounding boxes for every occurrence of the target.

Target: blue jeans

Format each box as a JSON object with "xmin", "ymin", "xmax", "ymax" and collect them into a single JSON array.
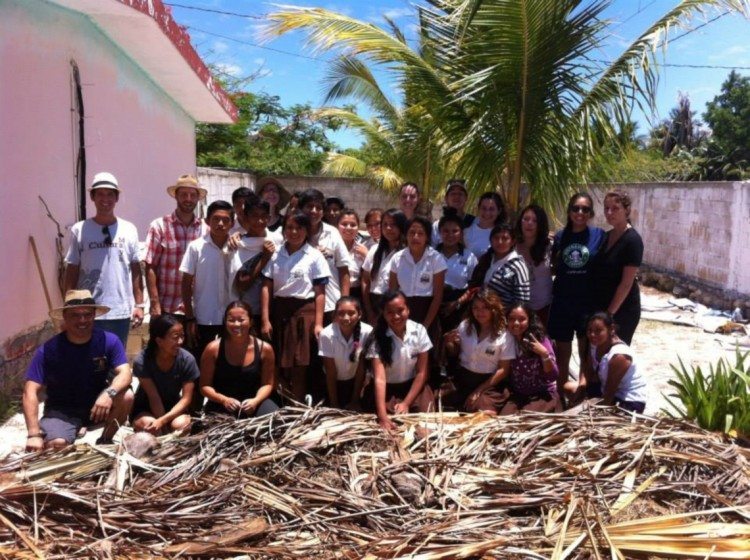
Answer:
[{"xmin": 95, "ymin": 318, "xmax": 131, "ymax": 348}]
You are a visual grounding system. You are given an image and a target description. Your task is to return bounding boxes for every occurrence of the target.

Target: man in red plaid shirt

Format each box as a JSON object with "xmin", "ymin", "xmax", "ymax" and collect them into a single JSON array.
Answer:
[{"xmin": 144, "ymin": 175, "xmax": 208, "ymax": 318}]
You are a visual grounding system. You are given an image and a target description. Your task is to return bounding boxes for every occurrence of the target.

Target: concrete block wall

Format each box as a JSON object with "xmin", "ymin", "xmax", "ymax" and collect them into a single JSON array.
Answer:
[{"xmin": 588, "ymin": 181, "xmax": 749, "ymax": 296}]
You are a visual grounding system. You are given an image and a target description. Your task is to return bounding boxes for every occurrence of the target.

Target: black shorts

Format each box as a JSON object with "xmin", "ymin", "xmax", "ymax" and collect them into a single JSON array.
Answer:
[
  {"xmin": 547, "ymin": 297, "xmax": 590, "ymax": 342},
  {"xmin": 39, "ymin": 408, "xmax": 89, "ymax": 444}
]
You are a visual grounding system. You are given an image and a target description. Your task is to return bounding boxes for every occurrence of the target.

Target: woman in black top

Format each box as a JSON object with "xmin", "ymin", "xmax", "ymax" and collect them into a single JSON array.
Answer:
[
  {"xmin": 200, "ymin": 301, "xmax": 279, "ymax": 417},
  {"xmin": 592, "ymin": 190, "xmax": 644, "ymax": 344}
]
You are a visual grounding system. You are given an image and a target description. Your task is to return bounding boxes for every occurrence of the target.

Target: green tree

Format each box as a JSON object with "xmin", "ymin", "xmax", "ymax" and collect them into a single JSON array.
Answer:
[
  {"xmin": 265, "ymin": 0, "xmax": 749, "ymax": 211},
  {"xmin": 660, "ymin": 93, "xmax": 708, "ymax": 156},
  {"xmin": 197, "ymin": 87, "xmax": 344, "ymax": 175},
  {"xmin": 704, "ymin": 70, "xmax": 750, "ymax": 165}
]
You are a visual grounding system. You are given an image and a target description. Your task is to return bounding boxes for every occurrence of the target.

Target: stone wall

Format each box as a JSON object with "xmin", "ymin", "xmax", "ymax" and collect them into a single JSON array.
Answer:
[{"xmin": 587, "ymin": 181, "xmax": 749, "ymax": 306}]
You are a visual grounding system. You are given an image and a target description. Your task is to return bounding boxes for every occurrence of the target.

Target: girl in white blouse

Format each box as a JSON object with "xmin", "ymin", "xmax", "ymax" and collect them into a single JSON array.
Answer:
[
  {"xmin": 443, "ymin": 289, "xmax": 515, "ymax": 413},
  {"xmin": 318, "ymin": 297, "xmax": 373, "ymax": 409},
  {"xmin": 260, "ymin": 211, "xmax": 330, "ymax": 402},
  {"xmin": 337, "ymin": 209, "xmax": 368, "ymax": 302},
  {"xmin": 365, "ymin": 291, "xmax": 435, "ymax": 431},
  {"xmin": 361, "ymin": 209, "xmax": 407, "ymax": 324}
]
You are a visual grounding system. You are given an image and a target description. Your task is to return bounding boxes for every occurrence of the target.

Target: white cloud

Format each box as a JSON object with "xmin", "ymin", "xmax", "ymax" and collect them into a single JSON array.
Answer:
[
  {"xmin": 382, "ymin": 7, "xmax": 412, "ymax": 20},
  {"xmin": 214, "ymin": 62, "xmax": 244, "ymax": 77},
  {"xmin": 212, "ymin": 40, "xmax": 229, "ymax": 54},
  {"xmin": 254, "ymin": 57, "xmax": 266, "ymax": 66}
]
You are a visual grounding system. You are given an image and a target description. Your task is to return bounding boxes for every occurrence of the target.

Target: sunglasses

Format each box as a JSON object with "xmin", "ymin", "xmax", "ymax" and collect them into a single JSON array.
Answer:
[
  {"xmin": 570, "ymin": 205, "xmax": 592, "ymax": 214},
  {"xmin": 102, "ymin": 225, "xmax": 112, "ymax": 245}
]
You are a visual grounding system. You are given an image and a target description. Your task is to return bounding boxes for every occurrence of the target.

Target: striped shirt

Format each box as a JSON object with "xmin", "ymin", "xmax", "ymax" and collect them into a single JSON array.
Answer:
[
  {"xmin": 145, "ymin": 212, "xmax": 207, "ymax": 314},
  {"xmin": 487, "ymin": 250, "xmax": 531, "ymax": 307}
]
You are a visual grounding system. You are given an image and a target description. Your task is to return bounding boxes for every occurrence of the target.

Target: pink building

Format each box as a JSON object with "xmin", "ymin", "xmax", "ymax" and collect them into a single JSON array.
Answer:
[{"xmin": 0, "ymin": 0, "xmax": 236, "ymax": 405}]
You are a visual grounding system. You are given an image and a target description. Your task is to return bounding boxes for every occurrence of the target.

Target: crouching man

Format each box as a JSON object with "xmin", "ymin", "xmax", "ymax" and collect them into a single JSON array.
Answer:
[{"xmin": 23, "ymin": 290, "xmax": 133, "ymax": 451}]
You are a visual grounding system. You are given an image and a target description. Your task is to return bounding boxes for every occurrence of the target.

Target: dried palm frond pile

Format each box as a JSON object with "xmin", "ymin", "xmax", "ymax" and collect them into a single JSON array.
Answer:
[{"xmin": 1, "ymin": 405, "xmax": 749, "ymax": 559}]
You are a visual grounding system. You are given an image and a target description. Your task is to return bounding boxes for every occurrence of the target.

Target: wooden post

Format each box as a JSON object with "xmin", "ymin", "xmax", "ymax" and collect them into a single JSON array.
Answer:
[{"xmin": 29, "ymin": 236, "xmax": 53, "ymax": 312}]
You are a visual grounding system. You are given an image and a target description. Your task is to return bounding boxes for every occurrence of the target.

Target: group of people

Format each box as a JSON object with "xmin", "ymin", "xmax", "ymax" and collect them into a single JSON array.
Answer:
[{"xmin": 23, "ymin": 172, "xmax": 649, "ymax": 449}]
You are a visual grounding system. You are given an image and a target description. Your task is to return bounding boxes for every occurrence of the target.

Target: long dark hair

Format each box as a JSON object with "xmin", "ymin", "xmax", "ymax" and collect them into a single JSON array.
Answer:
[
  {"xmin": 463, "ymin": 289, "xmax": 506, "ymax": 336},
  {"xmin": 283, "ymin": 210, "xmax": 312, "ymax": 243},
  {"xmin": 564, "ymin": 192, "xmax": 595, "ymax": 231},
  {"xmin": 371, "ymin": 209, "xmax": 407, "ymax": 278},
  {"xmin": 506, "ymin": 302, "xmax": 547, "ymax": 357},
  {"xmin": 514, "ymin": 204, "xmax": 550, "ymax": 266},
  {"xmin": 406, "ymin": 215, "xmax": 433, "ymax": 251},
  {"xmin": 221, "ymin": 300, "xmax": 254, "ymax": 339},
  {"xmin": 366, "ymin": 290, "xmax": 407, "ymax": 367},
  {"xmin": 335, "ymin": 296, "xmax": 364, "ymax": 362},
  {"xmin": 469, "ymin": 222, "xmax": 515, "ymax": 287},
  {"xmin": 145, "ymin": 314, "xmax": 182, "ymax": 361},
  {"xmin": 436, "ymin": 207, "xmax": 465, "ymax": 254}
]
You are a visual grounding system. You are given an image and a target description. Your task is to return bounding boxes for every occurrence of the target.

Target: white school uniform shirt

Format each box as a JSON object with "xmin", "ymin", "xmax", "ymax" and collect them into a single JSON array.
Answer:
[
  {"xmin": 464, "ymin": 221, "xmax": 493, "ymax": 258},
  {"xmin": 319, "ymin": 322, "xmax": 373, "ymax": 380},
  {"xmin": 310, "ymin": 222, "xmax": 355, "ymax": 312},
  {"xmin": 443, "ymin": 249, "xmax": 478, "ymax": 290},
  {"xmin": 457, "ymin": 320, "xmax": 517, "ymax": 374},
  {"xmin": 483, "ymin": 251, "xmax": 515, "ymax": 285},
  {"xmin": 347, "ymin": 242, "xmax": 367, "ymax": 288},
  {"xmin": 179, "ymin": 234, "xmax": 233, "ymax": 325},
  {"xmin": 261, "ymin": 242, "xmax": 330, "ymax": 298},
  {"xmin": 228, "ymin": 232, "xmax": 279, "ymax": 315},
  {"xmin": 591, "ymin": 342, "xmax": 648, "ymax": 404},
  {"xmin": 366, "ymin": 320, "xmax": 432, "ymax": 384},
  {"xmin": 390, "ymin": 247, "xmax": 448, "ymax": 297},
  {"xmin": 362, "ymin": 245, "xmax": 398, "ymax": 295}
]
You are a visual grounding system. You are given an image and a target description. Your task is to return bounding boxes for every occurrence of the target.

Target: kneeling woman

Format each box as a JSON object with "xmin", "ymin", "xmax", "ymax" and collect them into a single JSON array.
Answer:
[
  {"xmin": 201, "ymin": 301, "xmax": 279, "ymax": 417},
  {"xmin": 443, "ymin": 289, "xmax": 515, "ymax": 413},
  {"xmin": 364, "ymin": 291, "xmax": 435, "ymax": 431},
  {"xmin": 577, "ymin": 311, "xmax": 647, "ymax": 413},
  {"xmin": 501, "ymin": 303, "xmax": 561, "ymax": 414},
  {"xmin": 132, "ymin": 315, "xmax": 198, "ymax": 434}
]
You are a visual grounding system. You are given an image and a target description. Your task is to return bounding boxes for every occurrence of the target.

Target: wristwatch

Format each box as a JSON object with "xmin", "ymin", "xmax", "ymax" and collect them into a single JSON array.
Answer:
[
  {"xmin": 105, "ymin": 387, "xmax": 118, "ymax": 398},
  {"xmin": 134, "ymin": 303, "xmax": 146, "ymax": 309}
]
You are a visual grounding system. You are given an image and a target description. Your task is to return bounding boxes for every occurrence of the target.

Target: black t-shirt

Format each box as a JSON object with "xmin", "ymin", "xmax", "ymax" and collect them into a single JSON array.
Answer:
[
  {"xmin": 551, "ymin": 226, "xmax": 605, "ymax": 297},
  {"xmin": 133, "ymin": 348, "xmax": 199, "ymax": 411},
  {"xmin": 592, "ymin": 228, "xmax": 644, "ymax": 310}
]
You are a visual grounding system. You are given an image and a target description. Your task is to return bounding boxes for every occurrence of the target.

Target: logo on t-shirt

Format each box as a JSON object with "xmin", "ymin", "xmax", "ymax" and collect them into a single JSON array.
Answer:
[
  {"xmin": 484, "ymin": 347, "xmax": 496, "ymax": 356},
  {"xmin": 92, "ymin": 356, "xmax": 108, "ymax": 373},
  {"xmin": 419, "ymin": 273, "xmax": 431, "ymax": 284},
  {"xmin": 562, "ymin": 243, "xmax": 589, "ymax": 269}
]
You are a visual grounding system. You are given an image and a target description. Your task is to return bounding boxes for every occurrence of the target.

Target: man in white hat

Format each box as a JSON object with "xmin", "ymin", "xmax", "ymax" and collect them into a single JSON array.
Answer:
[
  {"xmin": 144, "ymin": 174, "xmax": 208, "ymax": 318},
  {"xmin": 63, "ymin": 172, "xmax": 144, "ymax": 347},
  {"xmin": 22, "ymin": 290, "xmax": 133, "ymax": 451}
]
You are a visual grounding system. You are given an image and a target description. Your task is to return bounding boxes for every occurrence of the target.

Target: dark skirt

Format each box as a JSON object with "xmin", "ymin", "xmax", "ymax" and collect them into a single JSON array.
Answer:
[
  {"xmin": 271, "ymin": 297, "xmax": 316, "ymax": 368},
  {"xmin": 440, "ymin": 287, "xmax": 467, "ymax": 333},
  {"xmin": 498, "ymin": 391, "xmax": 561, "ymax": 414},
  {"xmin": 406, "ymin": 295, "xmax": 441, "ymax": 345},
  {"xmin": 442, "ymin": 367, "xmax": 509, "ymax": 413},
  {"xmin": 363, "ymin": 378, "xmax": 435, "ymax": 413},
  {"xmin": 585, "ymin": 382, "xmax": 645, "ymax": 413}
]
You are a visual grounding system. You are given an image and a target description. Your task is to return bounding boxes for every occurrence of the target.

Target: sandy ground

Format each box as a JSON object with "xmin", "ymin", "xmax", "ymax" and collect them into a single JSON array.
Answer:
[{"xmin": 1, "ymin": 286, "xmax": 745, "ymax": 460}]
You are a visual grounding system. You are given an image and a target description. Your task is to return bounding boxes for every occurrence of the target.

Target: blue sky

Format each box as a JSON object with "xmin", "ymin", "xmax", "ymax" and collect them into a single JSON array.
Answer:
[{"xmin": 167, "ymin": 1, "xmax": 750, "ymax": 148}]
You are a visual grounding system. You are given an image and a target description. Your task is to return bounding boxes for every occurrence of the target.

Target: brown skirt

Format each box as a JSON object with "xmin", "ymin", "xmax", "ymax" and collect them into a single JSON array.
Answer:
[
  {"xmin": 363, "ymin": 379, "xmax": 435, "ymax": 413},
  {"xmin": 406, "ymin": 295, "xmax": 441, "ymax": 345},
  {"xmin": 443, "ymin": 367, "xmax": 509, "ymax": 413},
  {"xmin": 272, "ymin": 297, "xmax": 316, "ymax": 368},
  {"xmin": 498, "ymin": 391, "xmax": 561, "ymax": 415}
]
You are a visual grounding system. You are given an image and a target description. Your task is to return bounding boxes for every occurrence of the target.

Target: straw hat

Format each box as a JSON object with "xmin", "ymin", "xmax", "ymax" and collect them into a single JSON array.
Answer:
[
  {"xmin": 256, "ymin": 177, "xmax": 291, "ymax": 210},
  {"xmin": 49, "ymin": 290, "xmax": 110, "ymax": 320},
  {"xmin": 167, "ymin": 174, "xmax": 207, "ymax": 199},
  {"xmin": 89, "ymin": 172, "xmax": 120, "ymax": 192}
]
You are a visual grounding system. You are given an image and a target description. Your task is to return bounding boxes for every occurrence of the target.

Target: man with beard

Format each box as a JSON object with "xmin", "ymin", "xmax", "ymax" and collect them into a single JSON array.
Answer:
[{"xmin": 144, "ymin": 174, "xmax": 208, "ymax": 319}]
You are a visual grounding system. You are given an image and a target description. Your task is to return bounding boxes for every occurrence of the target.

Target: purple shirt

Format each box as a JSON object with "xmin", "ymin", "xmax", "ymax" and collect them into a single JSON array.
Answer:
[
  {"xmin": 509, "ymin": 336, "xmax": 558, "ymax": 397},
  {"xmin": 26, "ymin": 329, "xmax": 127, "ymax": 413}
]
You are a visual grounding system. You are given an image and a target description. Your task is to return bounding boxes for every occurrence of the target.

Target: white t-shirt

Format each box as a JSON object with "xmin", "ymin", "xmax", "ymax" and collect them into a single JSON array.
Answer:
[
  {"xmin": 464, "ymin": 221, "xmax": 493, "ymax": 258},
  {"xmin": 179, "ymin": 234, "xmax": 233, "ymax": 325},
  {"xmin": 366, "ymin": 319, "xmax": 432, "ymax": 383},
  {"xmin": 443, "ymin": 250, "xmax": 478, "ymax": 290},
  {"xmin": 228, "ymin": 233, "xmax": 279, "ymax": 316},
  {"xmin": 390, "ymin": 247, "xmax": 448, "ymax": 297},
  {"xmin": 261, "ymin": 242, "xmax": 330, "ymax": 299},
  {"xmin": 362, "ymin": 245, "xmax": 397, "ymax": 295},
  {"xmin": 457, "ymin": 320, "xmax": 516, "ymax": 374},
  {"xmin": 65, "ymin": 217, "xmax": 140, "ymax": 320},
  {"xmin": 591, "ymin": 342, "xmax": 648, "ymax": 404},
  {"xmin": 319, "ymin": 321, "xmax": 373, "ymax": 380},
  {"xmin": 310, "ymin": 222, "xmax": 355, "ymax": 312}
]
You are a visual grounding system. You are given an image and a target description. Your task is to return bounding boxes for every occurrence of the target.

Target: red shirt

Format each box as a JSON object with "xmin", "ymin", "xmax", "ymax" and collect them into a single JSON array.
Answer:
[{"xmin": 144, "ymin": 212, "xmax": 206, "ymax": 313}]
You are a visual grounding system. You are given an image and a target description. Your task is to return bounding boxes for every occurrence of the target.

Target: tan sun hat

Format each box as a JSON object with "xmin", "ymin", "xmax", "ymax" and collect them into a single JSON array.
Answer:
[
  {"xmin": 89, "ymin": 171, "xmax": 120, "ymax": 192},
  {"xmin": 49, "ymin": 290, "xmax": 110, "ymax": 320},
  {"xmin": 167, "ymin": 174, "xmax": 208, "ymax": 199},
  {"xmin": 256, "ymin": 177, "xmax": 291, "ymax": 210}
]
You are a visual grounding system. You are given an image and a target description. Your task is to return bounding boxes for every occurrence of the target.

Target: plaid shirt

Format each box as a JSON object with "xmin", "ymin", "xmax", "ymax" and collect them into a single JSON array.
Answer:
[{"xmin": 145, "ymin": 212, "xmax": 206, "ymax": 313}]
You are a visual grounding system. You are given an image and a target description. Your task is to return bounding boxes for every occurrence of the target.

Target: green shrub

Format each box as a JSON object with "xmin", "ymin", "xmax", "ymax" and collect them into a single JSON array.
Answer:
[{"xmin": 663, "ymin": 350, "xmax": 750, "ymax": 437}]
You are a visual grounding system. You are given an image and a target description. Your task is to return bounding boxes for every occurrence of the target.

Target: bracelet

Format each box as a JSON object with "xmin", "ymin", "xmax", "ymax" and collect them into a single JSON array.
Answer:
[
  {"xmin": 27, "ymin": 434, "xmax": 43, "ymax": 439},
  {"xmin": 542, "ymin": 354, "xmax": 552, "ymax": 362}
]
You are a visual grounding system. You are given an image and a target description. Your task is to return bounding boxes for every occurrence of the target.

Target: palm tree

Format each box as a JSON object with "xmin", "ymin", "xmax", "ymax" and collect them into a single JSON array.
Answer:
[{"xmin": 264, "ymin": 0, "xmax": 749, "ymax": 212}]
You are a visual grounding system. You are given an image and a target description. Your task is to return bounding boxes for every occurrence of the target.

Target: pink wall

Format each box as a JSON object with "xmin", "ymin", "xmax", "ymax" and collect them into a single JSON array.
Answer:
[{"xmin": 0, "ymin": 0, "xmax": 198, "ymax": 341}]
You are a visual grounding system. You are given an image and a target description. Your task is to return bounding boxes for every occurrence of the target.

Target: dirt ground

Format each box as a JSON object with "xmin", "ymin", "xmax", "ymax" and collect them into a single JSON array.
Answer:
[{"xmin": 0, "ymin": 286, "xmax": 744, "ymax": 459}]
